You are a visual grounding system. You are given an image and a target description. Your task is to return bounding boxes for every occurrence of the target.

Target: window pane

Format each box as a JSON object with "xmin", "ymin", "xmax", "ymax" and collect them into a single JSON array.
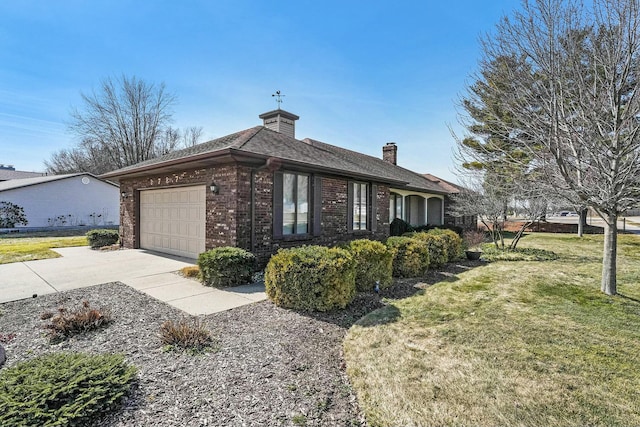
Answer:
[
  {"xmin": 352, "ymin": 182, "xmax": 369, "ymax": 231},
  {"xmin": 296, "ymin": 175, "xmax": 309, "ymax": 234},
  {"xmin": 352, "ymin": 182, "xmax": 360, "ymax": 230},
  {"xmin": 389, "ymin": 196, "xmax": 395, "ymax": 222},
  {"xmin": 283, "ymin": 173, "xmax": 295, "ymax": 235},
  {"xmin": 359, "ymin": 183, "xmax": 368, "ymax": 230},
  {"xmin": 396, "ymin": 194, "xmax": 402, "ymax": 220}
]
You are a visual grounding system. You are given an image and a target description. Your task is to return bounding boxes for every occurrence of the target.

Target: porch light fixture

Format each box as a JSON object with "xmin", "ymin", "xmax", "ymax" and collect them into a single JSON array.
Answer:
[
  {"xmin": 209, "ymin": 182, "xmax": 219, "ymax": 194},
  {"xmin": 121, "ymin": 191, "xmax": 128, "ymax": 199}
]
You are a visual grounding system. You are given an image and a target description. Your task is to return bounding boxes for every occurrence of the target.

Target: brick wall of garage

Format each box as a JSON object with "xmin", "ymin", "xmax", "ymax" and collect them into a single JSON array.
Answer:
[
  {"xmin": 119, "ymin": 166, "xmax": 240, "ymax": 251},
  {"xmin": 119, "ymin": 163, "xmax": 391, "ymax": 266}
]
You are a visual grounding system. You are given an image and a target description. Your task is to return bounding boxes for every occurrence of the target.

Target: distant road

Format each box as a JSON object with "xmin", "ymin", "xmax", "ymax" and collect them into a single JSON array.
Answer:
[{"xmin": 545, "ymin": 215, "xmax": 640, "ymax": 234}]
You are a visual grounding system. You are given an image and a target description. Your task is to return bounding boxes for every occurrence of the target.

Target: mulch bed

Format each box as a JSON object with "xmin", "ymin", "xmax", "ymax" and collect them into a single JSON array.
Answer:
[{"xmin": 0, "ymin": 260, "xmax": 482, "ymax": 426}]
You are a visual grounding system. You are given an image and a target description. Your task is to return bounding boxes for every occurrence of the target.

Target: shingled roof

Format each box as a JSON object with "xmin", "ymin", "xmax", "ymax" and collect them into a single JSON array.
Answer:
[
  {"xmin": 0, "ymin": 173, "xmax": 117, "ymax": 192},
  {"xmin": 422, "ymin": 173, "xmax": 464, "ymax": 194},
  {"xmin": 0, "ymin": 169, "xmax": 45, "ymax": 181},
  {"xmin": 102, "ymin": 124, "xmax": 450, "ymax": 195}
]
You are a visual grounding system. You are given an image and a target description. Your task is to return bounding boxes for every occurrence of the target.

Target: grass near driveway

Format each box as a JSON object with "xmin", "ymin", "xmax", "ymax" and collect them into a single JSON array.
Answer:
[
  {"xmin": 0, "ymin": 233, "xmax": 88, "ymax": 264},
  {"xmin": 344, "ymin": 233, "xmax": 640, "ymax": 427}
]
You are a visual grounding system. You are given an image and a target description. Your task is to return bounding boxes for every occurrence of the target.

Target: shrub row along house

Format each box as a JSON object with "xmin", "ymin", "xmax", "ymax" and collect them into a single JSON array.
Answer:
[{"xmin": 102, "ymin": 109, "xmax": 469, "ymax": 264}]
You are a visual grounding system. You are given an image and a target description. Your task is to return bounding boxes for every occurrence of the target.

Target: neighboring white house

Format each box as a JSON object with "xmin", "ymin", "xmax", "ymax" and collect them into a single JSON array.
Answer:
[{"xmin": 0, "ymin": 173, "xmax": 119, "ymax": 228}]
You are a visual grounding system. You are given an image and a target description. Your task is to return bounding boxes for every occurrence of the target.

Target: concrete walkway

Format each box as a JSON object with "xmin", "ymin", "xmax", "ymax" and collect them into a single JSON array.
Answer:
[{"xmin": 0, "ymin": 247, "xmax": 266, "ymax": 315}]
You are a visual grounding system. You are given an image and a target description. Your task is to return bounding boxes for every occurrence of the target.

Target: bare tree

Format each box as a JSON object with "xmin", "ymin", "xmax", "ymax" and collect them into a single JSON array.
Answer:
[
  {"xmin": 45, "ymin": 76, "xmax": 205, "ymax": 175},
  {"xmin": 181, "ymin": 126, "xmax": 204, "ymax": 148},
  {"xmin": 458, "ymin": 0, "xmax": 640, "ymax": 295},
  {"xmin": 69, "ymin": 75, "xmax": 177, "ymax": 170},
  {"xmin": 46, "ymin": 76, "xmax": 173, "ymax": 174},
  {"xmin": 451, "ymin": 175, "xmax": 550, "ymax": 250}
]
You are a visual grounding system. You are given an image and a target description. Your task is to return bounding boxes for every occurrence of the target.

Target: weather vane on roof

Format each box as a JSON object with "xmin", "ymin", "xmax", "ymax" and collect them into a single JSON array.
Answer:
[{"xmin": 272, "ymin": 90, "xmax": 285, "ymax": 109}]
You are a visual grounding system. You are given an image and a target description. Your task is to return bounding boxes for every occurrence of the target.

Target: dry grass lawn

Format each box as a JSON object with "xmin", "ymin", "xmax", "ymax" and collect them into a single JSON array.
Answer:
[
  {"xmin": 0, "ymin": 235, "xmax": 88, "ymax": 264},
  {"xmin": 344, "ymin": 233, "xmax": 640, "ymax": 427}
]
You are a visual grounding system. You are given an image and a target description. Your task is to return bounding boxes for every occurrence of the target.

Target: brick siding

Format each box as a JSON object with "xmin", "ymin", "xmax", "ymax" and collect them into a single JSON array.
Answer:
[{"xmin": 119, "ymin": 162, "xmax": 391, "ymax": 266}]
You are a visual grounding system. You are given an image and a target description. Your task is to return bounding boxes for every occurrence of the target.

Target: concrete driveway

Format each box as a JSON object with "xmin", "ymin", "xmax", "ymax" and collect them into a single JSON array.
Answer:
[{"xmin": 0, "ymin": 247, "xmax": 266, "ymax": 315}]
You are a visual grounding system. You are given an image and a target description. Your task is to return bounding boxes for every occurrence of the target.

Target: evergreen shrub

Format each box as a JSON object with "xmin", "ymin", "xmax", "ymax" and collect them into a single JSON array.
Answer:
[
  {"xmin": 404, "ymin": 232, "xmax": 447, "ymax": 267},
  {"xmin": 264, "ymin": 245, "xmax": 356, "ymax": 311},
  {"xmin": 347, "ymin": 239, "xmax": 394, "ymax": 291},
  {"xmin": 86, "ymin": 229, "xmax": 119, "ymax": 248},
  {"xmin": 390, "ymin": 218, "xmax": 414, "ymax": 236},
  {"xmin": 0, "ymin": 352, "xmax": 136, "ymax": 426},
  {"xmin": 198, "ymin": 247, "xmax": 255, "ymax": 287},
  {"xmin": 386, "ymin": 236, "xmax": 430, "ymax": 278}
]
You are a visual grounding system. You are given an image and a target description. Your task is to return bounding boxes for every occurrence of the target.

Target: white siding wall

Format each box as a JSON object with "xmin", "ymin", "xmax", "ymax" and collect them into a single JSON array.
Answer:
[{"xmin": 0, "ymin": 175, "xmax": 119, "ymax": 227}]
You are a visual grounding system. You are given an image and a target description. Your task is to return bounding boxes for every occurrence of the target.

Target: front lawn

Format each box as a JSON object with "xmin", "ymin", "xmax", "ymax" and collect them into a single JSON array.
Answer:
[
  {"xmin": 344, "ymin": 233, "xmax": 640, "ymax": 427},
  {"xmin": 0, "ymin": 234, "xmax": 88, "ymax": 264}
]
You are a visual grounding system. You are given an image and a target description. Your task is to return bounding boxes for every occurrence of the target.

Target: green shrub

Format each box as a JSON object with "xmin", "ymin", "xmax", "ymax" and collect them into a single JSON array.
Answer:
[
  {"xmin": 198, "ymin": 247, "xmax": 256, "ymax": 287},
  {"xmin": 160, "ymin": 318, "xmax": 215, "ymax": 353},
  {"xmin": 408, "ymin": 232, "xmax": 448, "ymax": 267},
  {"xmin": 390, "ymin": 218, "xmax": 414, "ymax": 236},
  {"xmin": 0, "ymin": 352, "xmax": 136, "ymax": 426},
  {"xmin": 386, "ymin": 236, "xmax": 430, "ymax": 278},
  {"xmin": 86, "ymin": 228, "xmax": 119, "ymax": 248},
  {"xmin": 426, "ymin": 228, "xmax": 464, "ymax": 261},
  {"xmin": 412, "ymin": 223, "xmax": 463, "ymax": 236},
  {"xmin": 347, "ymin": 239, "xmax": 394, "ymax": 292},
  {"xmin": 264, "ymin": 245, "xmax": 356, "ymax": 311},
  {"xmin": 42, "ymin": 300, "xmax": 112, "ymax": 342}
]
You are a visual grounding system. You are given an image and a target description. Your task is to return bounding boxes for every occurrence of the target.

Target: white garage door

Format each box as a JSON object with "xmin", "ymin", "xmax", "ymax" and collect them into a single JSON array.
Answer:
[{"xmin": 140, "ymin": 186, "xmax": 206, "ymax": 259}]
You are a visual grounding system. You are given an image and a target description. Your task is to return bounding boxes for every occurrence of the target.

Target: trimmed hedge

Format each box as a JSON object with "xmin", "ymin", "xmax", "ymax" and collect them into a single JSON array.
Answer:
[
  {"xmin": 347, "ymin": 239, "xmax": 394, "ymax": 292},
  {"xmin": 86, "ymin": 229, "xmax": 119, "ymax": 248},
  {"xmin": 410, "ymin": 229, "xmax": 464, "ymax": 265},
  {"xmin": 430, "ymin": 228, "xmax": 464, "ymax": 261},
  {"xmin": 198, "ymin": 247, "xmax": 256, "ymax": 287},
  {"xmin": 412, "ymin": 223, "xmax": 464, "ymax": 236},
  {"xmin": 407, "ymin": 232, "xmax": 448, "ymax": 267},
  {"xmin": 386, "ymin": 236, "xmax": 430, "ymax": 278},
  {"xmin": 264, "ymin": 245, "xmax": 356, "ymax": 311},
  {"xmin": 0, "ymin": 352, "xmax": 136, "ymax": 426}
]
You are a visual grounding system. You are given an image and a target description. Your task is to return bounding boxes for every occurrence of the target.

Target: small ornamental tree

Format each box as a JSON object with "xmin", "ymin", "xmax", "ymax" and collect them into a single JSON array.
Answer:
[{"xmin": 0, "ymin": 201, "xmax": 28, "ymax": 228}]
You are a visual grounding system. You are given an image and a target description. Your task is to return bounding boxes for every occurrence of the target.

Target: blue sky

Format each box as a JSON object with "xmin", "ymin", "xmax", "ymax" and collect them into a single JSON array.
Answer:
[{"xmin": 0, "ymin": 0, "xmax": 517, "ymax": 182}]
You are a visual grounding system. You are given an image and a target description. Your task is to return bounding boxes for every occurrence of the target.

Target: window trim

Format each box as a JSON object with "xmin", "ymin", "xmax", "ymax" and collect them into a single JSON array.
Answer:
[
  {"xmin": 274, "ymin": 171, "xmax": 321, "ymax": 240},
  {"xmin": 348, "ymin": 180, "xmax": 375, "ymax": 232}
]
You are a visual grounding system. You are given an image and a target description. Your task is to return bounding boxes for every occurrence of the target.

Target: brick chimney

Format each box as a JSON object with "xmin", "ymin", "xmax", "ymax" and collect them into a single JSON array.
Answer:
[
  {"xmin": 382, "ymin": 142, "xmax": 397, "ymax": 165},
  {"xmin": 259, "ymin": 109, "xmax": 300, "ymax": 138}
]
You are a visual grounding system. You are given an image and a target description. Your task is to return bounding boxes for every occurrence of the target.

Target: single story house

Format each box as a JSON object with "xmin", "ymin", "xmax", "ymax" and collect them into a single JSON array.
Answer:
[
  {"xmin": 102, "ymin": 109, "xmax": 455, "ymax": 263},
  {"xmin": 423, "ymin": 173, "xmax": 478, "ymax": 230},
  {"xmin": 0, "ymin": 165, "xmax": 45, "ymax": 182},
  {"xmin": 0, "ymin": 173, "xmax": 120, "ymax": 228}
]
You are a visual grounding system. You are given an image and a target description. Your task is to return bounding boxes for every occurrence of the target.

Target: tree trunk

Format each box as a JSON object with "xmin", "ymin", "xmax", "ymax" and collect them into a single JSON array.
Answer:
[
  {"xmin": 577, "ymin": 208, "xmax": 587, "ymax": 237},
  {"xmin": 601, "ymin": 213, "xmax": 617, "ymax": 295},
  {"xmin": 510, "ymin": 221, "xmax": 532, "ymax": 249}
]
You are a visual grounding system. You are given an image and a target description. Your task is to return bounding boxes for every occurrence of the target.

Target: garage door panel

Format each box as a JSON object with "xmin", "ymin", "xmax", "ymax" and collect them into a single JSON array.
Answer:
[{"xmin": 140, "ymin": 186, "xmax": 206, "ymax": 259}]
